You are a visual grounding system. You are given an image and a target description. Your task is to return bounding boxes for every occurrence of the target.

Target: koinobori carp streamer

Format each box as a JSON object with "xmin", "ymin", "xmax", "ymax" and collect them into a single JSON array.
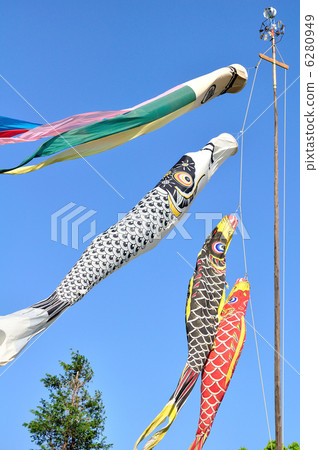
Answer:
[
  {"xmin": 134, "ymin": 215, "xmax": 238, "ymax": 450},
  {"xmin": 189, "ymin": 278, "xmax": 250, "ymax": 450},
  {"xmin": 0, "ymin": 133, "xmax": 237, "ymax": 366}
]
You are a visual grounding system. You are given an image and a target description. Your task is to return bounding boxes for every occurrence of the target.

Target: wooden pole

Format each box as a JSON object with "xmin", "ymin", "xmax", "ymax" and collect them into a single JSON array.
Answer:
[{"xmin": 272, "ymin": 32, "xmax": 282, "ymax": 450}]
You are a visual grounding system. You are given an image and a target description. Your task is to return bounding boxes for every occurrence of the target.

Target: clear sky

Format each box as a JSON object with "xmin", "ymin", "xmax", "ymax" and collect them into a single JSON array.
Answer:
[{"xmin": 0, "ymin": 1, "xmax": 299, "ymax": 449}]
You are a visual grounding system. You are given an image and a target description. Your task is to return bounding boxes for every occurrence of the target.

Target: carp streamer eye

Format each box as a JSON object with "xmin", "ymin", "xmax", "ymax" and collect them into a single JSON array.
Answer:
[
  {"xmin": 212, "ymin": 242, "xmax": 225, "ymax": 254},
  {"xmin": 174, "ymin": 172, "xmax": 193, "ymax": 187},
  {"xmin": 228, "ymin": 296, "xmax": 238, "ymax": 304}
]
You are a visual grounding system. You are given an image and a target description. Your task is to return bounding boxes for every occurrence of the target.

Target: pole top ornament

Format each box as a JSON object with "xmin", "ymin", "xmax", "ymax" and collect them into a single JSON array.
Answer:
[{"xmin": 259, "ymin": 7, "xmax": 285, "ymax": 43}]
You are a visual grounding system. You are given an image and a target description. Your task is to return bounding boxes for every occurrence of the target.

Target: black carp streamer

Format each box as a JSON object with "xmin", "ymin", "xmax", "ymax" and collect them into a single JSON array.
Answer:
[{"xmin": 134, "ymin": 215, "xmax": 238, "ymax": 449}]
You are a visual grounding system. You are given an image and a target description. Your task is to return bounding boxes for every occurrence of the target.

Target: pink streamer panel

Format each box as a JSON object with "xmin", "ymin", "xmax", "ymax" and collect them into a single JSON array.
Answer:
[{"xmin": 0, "ymin": 84, "xmax": 184, "ymax": 146}]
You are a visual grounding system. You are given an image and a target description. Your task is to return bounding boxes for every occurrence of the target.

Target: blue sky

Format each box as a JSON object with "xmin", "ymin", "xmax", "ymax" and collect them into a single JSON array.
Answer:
[{"xmin": 0, "ymin": 1, "xmax": 299, "ymax": 449}]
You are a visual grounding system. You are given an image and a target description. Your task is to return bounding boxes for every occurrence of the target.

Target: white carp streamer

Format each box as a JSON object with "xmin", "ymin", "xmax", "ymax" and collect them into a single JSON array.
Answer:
[{"xmin": 0, "ymin": 133, "xmax": 238, "ymax": 366}]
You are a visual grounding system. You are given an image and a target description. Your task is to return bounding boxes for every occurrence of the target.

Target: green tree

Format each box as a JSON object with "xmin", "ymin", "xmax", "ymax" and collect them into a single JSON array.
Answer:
[
  {"xmin": 287, "ymin": 444, "xmax": 300, "ymax": 450},
  {"xmin": 239, "ymin": 441, "xmax": 300, "ymax": 450},
  {"xmin": 263, "ymin": 441, "xmax": 278, "ymax": 450},
  {"xmin": 23, "ymin": 350, "xmax": 112, "ymax": 450},
  {"xmin": 262, "ymin": 441, "xmax": 300, "ymax": 450}
]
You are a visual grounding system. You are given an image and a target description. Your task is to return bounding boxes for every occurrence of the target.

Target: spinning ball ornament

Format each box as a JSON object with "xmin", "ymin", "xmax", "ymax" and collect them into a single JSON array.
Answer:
[{"xmin": 263, "ymin": 7, "xmax": 277, "ymax": 19}]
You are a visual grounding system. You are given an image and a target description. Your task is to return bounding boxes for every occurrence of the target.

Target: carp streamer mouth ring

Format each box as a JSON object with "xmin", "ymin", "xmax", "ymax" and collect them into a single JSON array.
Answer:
[{"xmin": 0, "ymin": 330, "xmax": 5, "ymax": 346}]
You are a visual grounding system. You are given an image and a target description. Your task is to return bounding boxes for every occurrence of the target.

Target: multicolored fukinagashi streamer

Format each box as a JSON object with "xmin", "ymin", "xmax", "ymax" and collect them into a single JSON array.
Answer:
[{"xmin": 0, "ymin": 65, "xmax": 247, "ymax": 174}]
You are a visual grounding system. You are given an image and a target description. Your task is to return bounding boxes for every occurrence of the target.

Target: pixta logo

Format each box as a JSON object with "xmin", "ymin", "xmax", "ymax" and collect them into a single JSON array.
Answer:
[
  {"xmin": 51, "ymin": 202, "xmax": 97, "ymax": 250},
  {"xmin": 116, "ymin": 212, "xmax": 251, "ymax": 241}
]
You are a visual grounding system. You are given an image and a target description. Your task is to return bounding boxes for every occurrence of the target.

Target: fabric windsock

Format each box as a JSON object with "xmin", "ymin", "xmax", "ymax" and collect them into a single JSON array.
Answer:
[
  {"xmin": 134, "ymin": 215, "xmax": 238, "ymax": 449},
  {"xmin": 0, "ymin": 134, "xmax": 237, "ymax": 367},
  {"xmin": 0, "ymin": 64, "xmax": 247, "ymax": 174},
  {"xmin": 189, "ymin": 278, "xmax": 250, "ymax": 450}
]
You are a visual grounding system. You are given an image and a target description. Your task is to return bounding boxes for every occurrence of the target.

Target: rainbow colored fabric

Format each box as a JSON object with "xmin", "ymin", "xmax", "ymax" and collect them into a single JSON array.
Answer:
[
  {"xmin": 0, "ymin": 116, "xmax": 40, "ymax": 138},
  {"xmin": 0, "ymin": 64, "xmax": 247, "ymax": 174}
]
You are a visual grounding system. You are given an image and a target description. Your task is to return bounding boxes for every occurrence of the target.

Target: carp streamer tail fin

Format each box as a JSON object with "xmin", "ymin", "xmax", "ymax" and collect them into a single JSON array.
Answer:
[
  {"xmin": 134, "ymin": 365, "xmax": 199, "ymax": 449},
  {"xmin": 0, "ymin": 292, "xmax": 69, "ymax": 367},
  {"xmin": 189, "ymin": 432, "xmax": 208, "ymax": 450}
]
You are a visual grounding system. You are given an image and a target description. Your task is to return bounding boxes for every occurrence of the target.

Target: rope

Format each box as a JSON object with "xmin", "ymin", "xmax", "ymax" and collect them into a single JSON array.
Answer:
[
  {"xmin": 241, "ymin": 75, "xmax": 299, "ymax": 137},
  {"xmin": 276, "ymin": 45, "xmax": 286, "ymax": 64},
  {"xmin": 237, "ymin": 59, "xmax": 273, "ymax": 445},
  {"xmin": 237, "ymin": 59, "xmax": 261, "ymax": 277},
  {"xmin": 249, "ymin": 297, "xmax": 273, "ymax": 444},
  {"xmin": 263, "ymin": 45, "xmax": 274, "ymax": 56}
]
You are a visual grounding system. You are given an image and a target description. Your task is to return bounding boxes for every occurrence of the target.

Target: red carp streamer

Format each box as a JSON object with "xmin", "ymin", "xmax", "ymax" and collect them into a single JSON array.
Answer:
[{"xmin": 190, "ymin": 278, "xmax": 250, "ymax": 449}]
